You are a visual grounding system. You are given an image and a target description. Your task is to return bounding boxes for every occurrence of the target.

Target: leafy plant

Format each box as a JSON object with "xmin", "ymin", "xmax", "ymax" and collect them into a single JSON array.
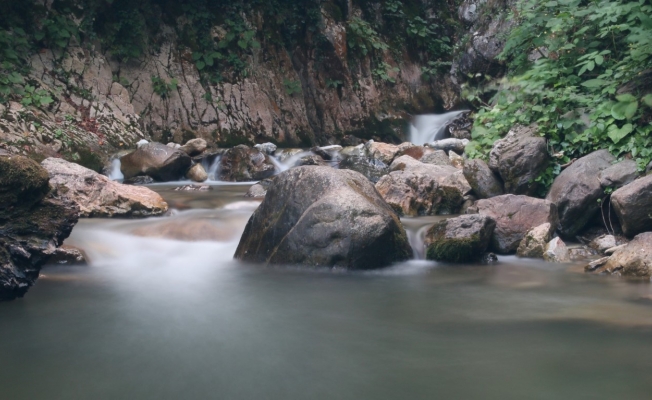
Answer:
[
  {"xmin": 372, "ymin": 62, "xmax": 400, "ymax": 84},
  {"xmin": 347, "ymin": 17, "xmax": 389, "ymax": 58},
  {"xmin": 18, "ymin": 85, "xmax": 53, "ymax": 108},
  {"xmin": 283, "ymin": 79, "xmax": 302, "ymax": 96},
  {"xmin": 151, "ymin": 76, "xmax": 178, "ymax": 99}
]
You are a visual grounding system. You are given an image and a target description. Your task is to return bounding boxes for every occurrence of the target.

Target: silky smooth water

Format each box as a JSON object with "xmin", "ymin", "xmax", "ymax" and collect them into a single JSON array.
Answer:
[{"xmin": 2, "ymin": 184, "xmax": 652, "ymax": 400}]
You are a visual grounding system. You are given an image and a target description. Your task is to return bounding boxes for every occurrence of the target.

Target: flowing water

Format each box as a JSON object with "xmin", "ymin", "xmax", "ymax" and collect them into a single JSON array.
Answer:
[
  {"xmin": 409, "ymin": 111, "xmax": 469, "ymax": 145},
  {"xmin": 2, "ymin": 183, "xmax": 652, "ymax": 399}
]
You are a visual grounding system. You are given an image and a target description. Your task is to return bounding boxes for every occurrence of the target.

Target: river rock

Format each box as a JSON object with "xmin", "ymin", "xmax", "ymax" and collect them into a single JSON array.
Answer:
[
  {"xmin": 517, "ymin": 223, "xmax": 552, "ymax": 259},
  {"xmin": 365, "ymin": 141, "xmax": 400, "ymax": 164},
  {"xmin": 42, "ymin": 158, "xmax": 168, "ymax": 218},
  {"xmin": 180, "ymin": 138, "xmax": 208, "ymax": 156},
  {"xmin": 48, "ymin": 245, "xmax": 87, "ymax": 265},
  {"xmin": 546, "ymin": 149, "xmax": 616, "ymax": 238},
  {"xmin": 0, "ymin": 155, "xmax": 79, "ymax": 300},
  {"xmin": 339, "ymin": 156, "xmax": 389, "ymax": 183},
  {"xmin": 477, "ymin": 194, "xmax": 558, "ymax": 254},
  {"xmin": 449, "ymin": 151, "xmax": 464, "ymax": 169},
  {"xmin": 426, "ymin": 138, "xmax": 469, "ymax": 154},
  {"xmin": 424, "ymin": 214, "xmax": 496, "ymax": 263},
  {"xmin": 244, "ymin": 179, "xmax": 273, "ymax": 198},
  {"xmin": 123, "ymin": 176, "xmax": 156, "ymax": 185},
  {"xmin": 234, "ymin": 167, "xmax": 412, "ymax": 269},
  {"xmin": 599, "ymin": 159, "xmax": 638, "ymax": 189},
  {"xmin": 395, "ymin": 145, "xmax": 429, "ymax": 161},
  {"xmin": 544, "ymin": 237, "xmax": 570, "ymax": 263},
  {"xmin": 219, "ymin": 145, "xmax": 276, "ymax": 182},
  {"xmin": 596, "ymin": 232, "xmax": 652, "ymax": 278},
  {"xmin": 488, "ymin": 125, "xmax": 548, "ymax": 196},
  {"xmin": 611, "ymin": 174, "xmax": 652, "ymax": 237},
  {"xmin": 375, "ymin": 155, "xmax": 471, "ymax": 216},
  {"xmin": 420, "ymin": 150, "xmax": 452, "ymax": 166},
  {"xmin": 463, "ymin": 158, "xmax": 504, "ymax": 199},
  {"xmin": 254, "ymin": 142, "xmax": 278, "ymax": 155},
  {"xmin": 121, "ymin": 142, "xmax": 192, "ymax": 181},
  {"xmin": 186, "ymin": 163, "xmax": 208, "ymax": 182},
  {"xmin": 589, "ymin": 235, "xmax": 617, "ymax": 254}
]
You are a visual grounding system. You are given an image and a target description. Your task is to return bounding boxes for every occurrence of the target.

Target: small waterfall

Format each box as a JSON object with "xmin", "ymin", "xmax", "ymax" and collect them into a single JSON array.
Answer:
[
  {"xmin": 408, "ymin": 111, "xmax": 468, "ymax": 145},
  {"xmin": 271, "ymin": 151, "xmax": 313, "ymax": 172},
  {"xmin": 203, "ymin": 156, "xmax": 222, "ymax": 181},
  {"xmin": 108, "ymin": 159, "xmax": 124, "ymax": 181}
]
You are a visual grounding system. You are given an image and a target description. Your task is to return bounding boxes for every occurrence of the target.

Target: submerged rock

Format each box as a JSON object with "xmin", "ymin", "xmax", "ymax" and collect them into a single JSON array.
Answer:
[
  {"xmin": 42, "ymin": 158, "xmax": 168, "ymax": 218},
  {"xmin": 611, "ymin": 174, "xmax": 652, "ymax": 237},
  {"xmin": 477, "ymin": 194, "xmax": 558, "ymax": 254},
  {"xmin": 0, "ymin": 155, "xmax": 79, "ymax": 300},
  {"xmin": 123, "ymin": 176, "xmax": 156, "ymax": 185},
  {"xmin": 234, "ymin": 167, "xmax": 412, "ymax": 269},
  {"xmin": 121, "ymin": 142, "xmax": 192, "ymax": 181},
  {"xmin": 546, "ymin": 149, "xmax": 616, "ymax": 238},
  {"xmin": 173, "ymin": 184, "xmax": 213, "ymax": 192},
  {"xmin": 219, "ymin": 145, "xmax": 276, "ymax": 182},
  {"xmin": 425, "ymin": 214, "xmax": 496, "ymax": 263},
  {"xmin": 463, "ymin": 158, "xmax": 504, "ymax": 199}
]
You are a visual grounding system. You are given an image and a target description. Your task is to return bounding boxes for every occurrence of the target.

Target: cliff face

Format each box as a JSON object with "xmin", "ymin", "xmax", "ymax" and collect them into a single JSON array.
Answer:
[{"xmin": 0, "ymin": 0, "xmax": 510, "ymax": 169}]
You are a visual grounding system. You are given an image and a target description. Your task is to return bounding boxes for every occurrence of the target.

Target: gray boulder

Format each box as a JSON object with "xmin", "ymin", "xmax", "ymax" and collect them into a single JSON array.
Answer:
[
  {"xmin": 488, "ymin": 125, "xmax": 548, "ymax": 196},
  {"xmin": 594, "ymin": 232, "xmax": 652, "ymax": 278},
  {"xmin": 599, "ymin": 159, "xmax": 638, "ymax": 189},
  {"xmin": 180, "ymin": 138, "xmax": 208, "ymax": 156},
  {"xmin": 517, "ymin": 223, "xmax": 552, "ymax": 258},
  {"xmin": 477, "ymin": 194, "xmax": 558, "ymax": 254},
  {"xmin": 420, "ymin": 150, "xmax": 452, "ymax": 166},
  {"xmin": 543, "ymin": 237, "xmax": 570, "ymax": 263},
  {"xmin": 186, "ymin": 163, "xmax": 208, "ymax": 183},
  {"xmin": 463, "ymin": 158, "xmax": 504, "ymax": 199},
  {"xmin": 339, "ymin": 156, "xmax": 389, "ymax": 183},
  {"xmin": 425, "ymin": 214, "xmax": 496, "ymax": 263},
  {"xmin": 121, "ymin": 142, "xmax": 192, "ymax": 181},
  {"xmin": 611, "ymin": 174, "xmax": 652, "ymax": 237},
  {"xmin": 546, "ymin": 150, "xmax": 616, "ymax": 237},
  {"xmin": 234, "ymin": 167, "xmax": 412, "ymax": 269},
  {"xmin": 254, "ymin": 142, "xmax": 278, "ymax": 155},
  {"xmin": 426, "ymin": 138, "xmax": 469, "ymax": 154},
  {"xmin": 219, "ymin": 145, "xmax": 277, "ymax": 182}
]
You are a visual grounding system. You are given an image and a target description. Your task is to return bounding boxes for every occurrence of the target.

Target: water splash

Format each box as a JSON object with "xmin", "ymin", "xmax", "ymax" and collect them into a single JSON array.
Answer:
[
  {"xmin": 202, "ymin": 155, "xmax": 222, "ymax": 181},
  {"xmin": 108, "ymin": 158, "xmax": 124, "ymax": 181},
  {"xmin": 408, "ymin": 111, "xmax": 468, "ymax": 145},
  {"xmin": 270, "ymin": 151, "xmax": 313, "ymax": 173}
]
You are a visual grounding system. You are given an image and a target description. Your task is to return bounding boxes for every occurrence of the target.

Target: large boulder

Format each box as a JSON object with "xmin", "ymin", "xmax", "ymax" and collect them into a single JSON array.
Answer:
[
  {"xmin": 463, "ymin": 158, "xmax": 504, "ymax": 199},
  {"xmin": 234, "ymin": 167, "xmax": 412, "ymax": 269},
  {"xmin": 488, "ymin": 125, "xmax": 548, "ymax": 195},
  {"xmin": 424, "ymin": 214, "xmax": 496, "ymax": 263},
  {"xmin": 596, "ymin": 232, "xmax": 652, "ymax": 278},
  {"xmin": 42, "ymin": 158, "xmax": 168, "ymax": 218},
  {"xmin": 365, "ymin": 141, "xmax": 401, "ymax": 164},
  {"xmin": 0, "ymin": 155, "xmax": 79, "ymax": 301},
  {"xmin": 611, "ymin": 174, "xmax": 652, "ymax": 237},
  {"xmin": 477, "ymin": 194, "xmax": 558, "ymax": 254},
  {"xmin": 179, "ymin": 138, "xmax": 208, "ymax": 157},
  {"xmin": 219, "ymin": 145, "xmax": 276, "ymax": 182},
  {"xmin": 120, "ymin": 142, "xmax": 192, "ymax": 181},
  {"xmin": 420, "ymin": 150, "xmax": 452, "ymax": 166},
  {"xmin": 599, "ymin": 159, "xmax": 638, "ymax": 190},
  {"xmin": 546, "ymin": 150, "xmax": 616, "ymax": 237},
  {"xmin": 375, "ymin": 155, "xmax": 471, "ymax": 216},
  {"xmin": 339, "ymin": 156, "xmax": 389, "ymax": 183}
]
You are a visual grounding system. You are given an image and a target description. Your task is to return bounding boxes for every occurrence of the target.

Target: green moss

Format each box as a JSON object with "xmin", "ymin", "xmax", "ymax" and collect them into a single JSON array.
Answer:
[
  {"xmin": 436, "ymin": 186, "xmax": 464, "ymax": 215},
  {"xmin": 426, "ymin": 231, "xmax": 481, "ymax": 263},
  {"xmin": 0, "ymin": 155, "xmax": 50, "ymax": 208}
]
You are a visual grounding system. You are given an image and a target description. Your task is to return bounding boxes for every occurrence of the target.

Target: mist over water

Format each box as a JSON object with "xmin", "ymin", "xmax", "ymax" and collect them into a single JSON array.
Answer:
[
  {"xmin": 409, "ymin": 111, "xmax": 468, "ymax": 145},
  {"xmin": 2, "ymin": 184, "xmax": 652, "ymax": 399}
]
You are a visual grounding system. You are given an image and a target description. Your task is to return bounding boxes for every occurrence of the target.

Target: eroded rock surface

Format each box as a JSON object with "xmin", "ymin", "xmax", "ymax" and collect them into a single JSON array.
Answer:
[
  {"xmin": 463, "ymin": 158, "xmax": 504, "ymax": 199},
  {"xmin": 219, "ymin": 145, "xmax": 276, "ymax": 182},
  {"xmin": 121, "ymin": 142, "xmax": 192, "ymax": 181},
  {"xmin": 425, "ymin": 214, "xmax": 495, "ymax": 263},
  {"xmin": 611, "ymin": 174, "xmax": 652, "ymax": 237}
]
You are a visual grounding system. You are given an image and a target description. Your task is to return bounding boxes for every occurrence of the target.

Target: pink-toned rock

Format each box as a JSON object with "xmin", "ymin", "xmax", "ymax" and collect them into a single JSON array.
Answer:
[{"xmin": 365, "ymin": 141, "xmax": 401, "ymax": 164}]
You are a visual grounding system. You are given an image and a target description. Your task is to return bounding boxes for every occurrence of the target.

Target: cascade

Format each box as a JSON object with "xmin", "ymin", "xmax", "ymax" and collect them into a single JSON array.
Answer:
[{"xmin": 408, "ymin": 110, "xmax": 468, "ymax": 145}]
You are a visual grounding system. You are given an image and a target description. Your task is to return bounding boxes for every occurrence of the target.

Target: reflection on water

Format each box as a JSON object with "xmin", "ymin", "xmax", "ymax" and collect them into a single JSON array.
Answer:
[{"xmin": 2, "ymin": 183, "xmax": 652, "ymax": 399}]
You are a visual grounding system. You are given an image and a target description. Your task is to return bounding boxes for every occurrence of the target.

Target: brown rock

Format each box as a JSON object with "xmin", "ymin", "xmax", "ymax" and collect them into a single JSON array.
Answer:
[
  {"xmin": 120, "ymin": 142, "xmax": 192, "ymax": 181},
  {"xmin": 611, "ymin": 174, "xmax": 652, "ymax": 237}
]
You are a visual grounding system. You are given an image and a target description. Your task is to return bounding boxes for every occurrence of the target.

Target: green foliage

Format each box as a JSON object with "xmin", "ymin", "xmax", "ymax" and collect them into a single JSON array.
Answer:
[
  {"xmin": 283, "ymin": 79, "xmax": 302, "ymax": 96},
  {"xmin": 35, "ymin": 14, "xmax": 79, "ymax": 50},
  {"xmin": 347, "ymin": 17, "xmax": 389, "ymax": 58},
  {"xmin": 468, "ymin": 0, "xmax": 652, "ymax": 185},
  {"xmin": 151, "ymin": 76, "xmax": 178, "ymax": 99},
  {"xmin": 372, "ymin": 62, "xmax": 400, "ymax": 83}
]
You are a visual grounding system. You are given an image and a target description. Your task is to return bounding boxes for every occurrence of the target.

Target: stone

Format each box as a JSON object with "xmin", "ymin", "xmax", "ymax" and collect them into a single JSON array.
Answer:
[
  {"xmin": 611, "ymin": 174, "xmax": 652, "ymax": 237},
  {"xmin": 544, "ymin": 237, "xmax": 570, "ymax": 263},
  {"xmin": 244, "ymin": 183, "xmax": 268, "ymax": 198},
  {"xmin": 463, "ymin": 158, "xmax": 504, "ymax": 199},
  {"xmin": 48, "ymin": 245, "xmax": 87, "ymax": 265},
  {"xmin": 234, "ymin": 167, "xmax": 412, "ymax": 269},
  {"xmin": 121, "ymin": 142, "xmax": 192, "ymax": 181},
  {"xmin": 310, "ymin": 146, "xmax": 333, "ymax": 161},
  {"xmin": 424, "ymin": 214, "xmax": 496, "ymax": 263},
  {"xmin": 605, "ymin": 244, "xmax": 626, "ymax": 255},
  {"xmin": 0, "ymin": 155, "xmax": 79, "ymax": 300},
  {"xmin": 123, "ymin": 176, "xmax": 156, "ymax": 185},
  {"xmin": 476, "ymin": 194, "xmax": 558, "ymax": 254},
  {"xmin": 647, "ymin": 161, "xmax": 652, "ymax": 175},
  {"xmin": 488, "ymin": 125, "xmax": 548, "ymax": 196},
  {"xmin": 459, "ymin": 0, "xmax": 488, "ymax": 24},
  {"xmin": 589, "ymin": 235, "xmax": 617, "ymax": 254},
  {"xmin": 395, "ymin": 145, "xmax": 429, "ymax": 161},
  {"xmin": 42, "ymin": 158, "xmax": 168, "ymax": 218},
  {"xmin": 296, "ymin": 155, "xmax": 330, "ymax": 167},
  {"xmin": 426, "ymin": 138, "xmax": 469, "ymax": 154},
  {"xmin": 365, "ymin": 141, "xmax": 400, "ymax": 164},
  {"xmin": 598, "ymin": 232, "xmax": 652, "ymax": 278},
  {"xmin": 137, "ymin": 139, "xmax": 149, "ymax": 148},
  {"xmin": 517, "ymin": 223, "xmax": 552, "ymax": 259},
  {"xmin": 219, "ymin": 145, "xmax": 277, "ymax": 182},
  {"xmin": 340, "ymin": 145, "xmax": 365, "ymax": 158},
  {"xmin": 180, "ymin": 138, "xmax": 208, "ymax": 156},
  {"xmin": 420, "ymin": 150, "xmax": 452, "ymax": 166},
  {"xmin": 339, "ymin": 156, "xmax": 389, "ymax": 183},
  {"xmin": 449, "ymin": 151, "xmax": 464, "ymax": 169},
  {"xmin": 173, "ymin": 185, "xmax": 212, "ymax": 192},
  {"xmin": 598, "ymin": 159, "xmax": 638, "ymax": 190},
  {"xmin": 569, "ymin": 247, "xmax": 596, "ymax": 261},
  {"xmin": 254, "ymin": 142, "xmax": 277, "ymax": 155},
  {"xmin": 166, "ymin": 142, "xmax": 181, "ymax": 149},
  {"xmin": 375, "ymin": 155, "xmax": 471, "ymax": 216},
  {"xmin": 546, "ymin": 149, "xmax": 616, "ymax": 238},
  {"xmin": 186, "ymin": 163, "xmax": 208, "ymax": 182},
  {"xmin": 585, "ymin": 257, "xmax": 609, "ymax": 273}
]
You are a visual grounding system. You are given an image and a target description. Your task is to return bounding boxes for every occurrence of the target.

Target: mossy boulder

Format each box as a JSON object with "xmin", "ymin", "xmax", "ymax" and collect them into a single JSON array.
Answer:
[
  {"xmin": 425, "ymin": 214, "xmax": 496, "ymax": 263},
  {"xmin": 0, "ymin": 155, "xmax": 50, "ymax": 209}
]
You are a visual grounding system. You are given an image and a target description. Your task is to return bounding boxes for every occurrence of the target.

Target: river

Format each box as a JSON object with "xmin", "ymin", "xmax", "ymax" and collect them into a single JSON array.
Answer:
[{"xmin": 1, "ymin": 183, "xmax": 652, "ymax": 399}]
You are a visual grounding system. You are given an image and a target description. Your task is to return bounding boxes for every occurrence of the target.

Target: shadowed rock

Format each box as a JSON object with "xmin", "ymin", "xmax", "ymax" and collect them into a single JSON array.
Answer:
[
  {"xmin": 425, "ymin": 214, "xmax": 496, "ymax": 263},
  {"xmin": 219, "ymin": 145, "xmax": 276, "ymax": 182},
  {"xmin": 463, "ymin": 158, "xmax": 504, "ymax": 199},
  {"xmin": 121, "ymin": 142, "xmax": 192, "ymax": 181},
  {"xmin": 611, "ymin": 174, "xmax": 652, "ymax": 237}
]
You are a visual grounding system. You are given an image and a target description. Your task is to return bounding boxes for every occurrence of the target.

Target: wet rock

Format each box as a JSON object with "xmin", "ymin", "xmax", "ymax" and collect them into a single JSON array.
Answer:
[
  {"xmin": 339, "ymin": 156, "xmax": 389, "ymax": 183},
  {"xmin": 477, "ymin": 194, "xmax": 558, "ymax": 254},
  {"xmin": 395, "ymin": 145, "xmax": 429, "ymax": 161},
  {"xmin": 546, "ymin": 149, "xmax": 616, "ymax": 238},
  {"xmin": 569, "ymin": 247, "xmax": 596, "ymax": 261},
  {"xmin": 463, "ymin": 158, "xmax": 504, "ymax": 199},
  {"xmin": 123, "ymin": 176, "xmax": 156, "ymax": 185},
  {"xmin": 235, "ymin": 167, "xmax": 412, "ymax": 269},
  {"xmin": 340, "ymin": 144, "xmax": 366, "ymax": 158},
  {"xmin": 245, "ymin": 183, "xmax": 268, "ymax": 198},
  {"xmin": 254, "ymin": 142, "xmax": 277, "ymax": 155},
  {"xmin": 365, "ymin": 141, "xmax": 400, "ymax": 164},
  {"xmin": 0, "ymin": 155, "xmax": 79, "ymax": 301},
  {"xmin": 596, "ymin": 232, "xmax": 652, "ymax": 278},
  {"xmin": 426, "ymin": 138, "xmax": 469, "ymax": 154},
  {"xmin": 544, "ymin": 237, "xmax": 570, "ymax": 263},
  {"xmin": 611, "ymin": 174, "xmax": 652, "ymax": 237},
  {"xmin": 186, "ymin": 163, "xmax": 208, "ymax": 183},
  {"xmin": 121, "ymin": 142, "xmax": 192, "ymax": 182},
  {"xmin": 219, "ymin": 145, "xmax": 276, "ymax": 182},
  {"xmin": 585, "ymin": 257, "xmax": 609, "ymax": 273},
  {"xmin": 424, "ymin": 214, "xmax": 496, "ymax": 263},
  {"xmin": 42, "ymin": 158, "xmax": 168, "ymax": 218},
  {"xmin": 589, "ymin": 235, "xmax": 617, "ymax": 254},
  {"xmin": 599, "ymin": 159, "xmax": 638, "ymax": 190},
  {"xmin": 375, "ymin": 156, "xmax": 471, "ymax": 216},
  {"xmin": 517, "ymin": 223, "xmax": 552, "ymax": 259},
  {"xmin": 420, "ymin": 150, "xmax": 452, "ymax": 166},
  {"xmin": 481, "ymin": 252, "xmax": 498, "ymax": 264},
  {"xmin": 311, "ymin": 146, "xmax": 333, "ymax": 161},
  {"xmin": 459, "ymin": 0, "xmax": 488, "ymax": 24},
  {"xmin": 173, "ymin": 184, "xmax": 212, "ymax": 192},
  {"xmin": 296, "ymin": 155, "xmax": 330, "ymax": 167},
  {"xmin": 180, "ymin": 138, "xmax": 208, "ymax": 156},
  {"xmin": 167, "ymin": 142, "xmax": 181, "ymax": 149},
  {"xmin": 275, "ymin": 148, "xmax": 304, "ymax": 163},
  {"xmin": 449, "ymin": 151, "xmax": 464, "ymax": 169},
  {"xmin": 488, "ymin": 125, "xmax": 548, "ymax": 196},
  {"xmin": 48, "ymin": 245, "xmax": 87, "ymax": 265},
  {"xmin": 446, "ymin": 112, "xmax": 473, "ymax": 140}
]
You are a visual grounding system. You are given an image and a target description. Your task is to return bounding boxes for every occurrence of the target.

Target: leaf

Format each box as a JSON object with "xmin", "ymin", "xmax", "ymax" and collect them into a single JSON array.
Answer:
[
  {"xmin": 607, "ymin": 123, "xmax": 633, "ymax": 143},
  {"xmin": 196, "ymin": 60, "xmax": 205, "ymax": 70},
  {"xmin": 611, "ymin": 102, "xmax": 628, "ymax": 120},
  {"xmin": 237, "ymin": 39, "xmax": 247, "ymax": 49},
  {"xmin": 595, "ymin": 55, "xmax": 604, "ymax": 65},
  {"xmin": 582, "ymin": 79, "xmax": 608, "ymax": 88},
  {"xmin": 643, "ymin": 94, "xmax": 652, "ymax": 107},
  {"xmin": 624, "ymin": 100, "xmax": 639, "ymax": 120},
  {"xmin": 616, "ymin": 93, "xmax": 636, "ymax": 103}
]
